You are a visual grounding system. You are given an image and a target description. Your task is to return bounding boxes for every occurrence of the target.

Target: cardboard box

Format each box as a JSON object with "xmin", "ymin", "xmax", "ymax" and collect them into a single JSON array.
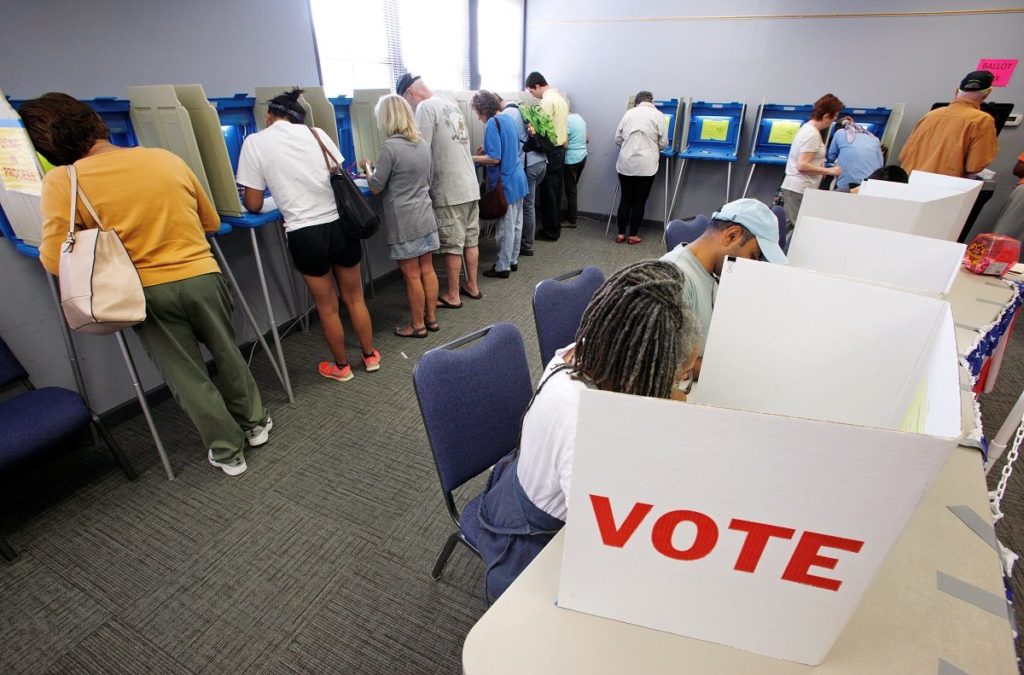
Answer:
[
  {"xmin": 787, "ymin": 216, "xmax": 966, "ymax": 295},
  {"xmin": 558, "ymin": 259, "xmax": 960, "ymax": 665}
]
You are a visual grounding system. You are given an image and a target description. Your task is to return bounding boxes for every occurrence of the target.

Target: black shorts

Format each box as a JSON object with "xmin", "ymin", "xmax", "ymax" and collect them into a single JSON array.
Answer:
[{"xmin": 286, "ymin": 220, "xmax": 362, "ymax": 277}]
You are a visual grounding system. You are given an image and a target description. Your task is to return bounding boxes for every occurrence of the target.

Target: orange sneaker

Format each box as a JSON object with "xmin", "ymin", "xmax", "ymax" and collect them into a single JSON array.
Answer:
[
  {"xmin": 361, "ymin": 348, "xmax": 381, "ymax": 372},
  {"xmin": 319, "ymin": 361, "xmax": 354, "ymax": 382}
]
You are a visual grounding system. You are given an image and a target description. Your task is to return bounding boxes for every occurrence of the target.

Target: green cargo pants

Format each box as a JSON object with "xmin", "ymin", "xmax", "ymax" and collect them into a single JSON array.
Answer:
[{"xmin": 134, "ymin": 273, "xmax": 267, "ymax": 462}]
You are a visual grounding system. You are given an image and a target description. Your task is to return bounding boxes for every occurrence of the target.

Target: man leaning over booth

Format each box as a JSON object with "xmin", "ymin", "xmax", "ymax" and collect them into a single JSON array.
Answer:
[{"xmin": 660, "ymin": 198, "xmax": 788, "ymax": 380}]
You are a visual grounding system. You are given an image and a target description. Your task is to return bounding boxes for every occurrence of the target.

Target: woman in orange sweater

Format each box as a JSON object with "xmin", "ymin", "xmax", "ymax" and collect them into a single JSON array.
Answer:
[{"xmin": 21, "ymin": 93, "xmax": 270, "ymax": 476}]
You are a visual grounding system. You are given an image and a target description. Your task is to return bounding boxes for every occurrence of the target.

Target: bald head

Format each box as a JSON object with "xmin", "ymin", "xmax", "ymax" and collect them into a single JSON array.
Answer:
[{"xmin": 956, "ymin": 88, "xmax": 990, "ymax": 103}]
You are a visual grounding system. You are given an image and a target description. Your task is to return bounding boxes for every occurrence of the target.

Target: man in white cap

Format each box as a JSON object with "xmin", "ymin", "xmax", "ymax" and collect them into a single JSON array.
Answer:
[{"xmin": 661, "ymin": 198, "xmax": 787, "ymax": 379}]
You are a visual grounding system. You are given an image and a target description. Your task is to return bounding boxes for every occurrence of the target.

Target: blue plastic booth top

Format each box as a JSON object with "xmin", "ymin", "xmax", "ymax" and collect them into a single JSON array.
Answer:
[
  {"xmin": 654, "ymin": 99, "xmax": 680, "ymax": 157},
  {"xmin": 830, "ymin": 106, "xmax": 892, "ymax": 140},
  {"xmin": 748, "ymin": 103, "xmax": 814, "ymax": 166},
  {"xmin": 210, "ymin": 94, "xmax": 257, "ymax": 173},
  {"xmin": 328, "ymin": 96, "xmax": 357, "ymax": 173},
  {"xmin": 8, "ymin": 96, "xmax": 139, "ymax": 150},
  {"xmin": 679, "ymin": 101, "xmax": 745, "ymax": 162}
]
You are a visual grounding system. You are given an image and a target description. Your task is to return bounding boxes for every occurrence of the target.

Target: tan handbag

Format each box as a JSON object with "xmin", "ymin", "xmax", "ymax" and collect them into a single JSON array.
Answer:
[{"xmin": 59, "ymin": 165, "xmax": 146, "ymax": 334}]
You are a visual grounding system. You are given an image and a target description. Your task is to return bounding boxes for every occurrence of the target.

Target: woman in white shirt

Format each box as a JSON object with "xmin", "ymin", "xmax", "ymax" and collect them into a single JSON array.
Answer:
[
  {"xmin": 778, "ymin": 93, "xmax": 845, "ymax": 233},
  {"xmin": 475, "ymin": 260, "xmax": 702, "ymax": 602},
  {"xmin": 613, "ymin": 91, "xmax": 669, "ymax": 245}
]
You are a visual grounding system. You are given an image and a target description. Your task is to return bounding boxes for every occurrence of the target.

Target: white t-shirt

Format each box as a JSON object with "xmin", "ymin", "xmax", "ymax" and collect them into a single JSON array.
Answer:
[
  {"xmin": 236, "ymin": 120, "xmax": 342, "ymax": 232},
  {"xmin": 516, "ymin": 346, "xmax": 588, "ymax": 522},
  {"xmin": 781, "ymin": 121, "xmax": 825, "ymax": 194}
]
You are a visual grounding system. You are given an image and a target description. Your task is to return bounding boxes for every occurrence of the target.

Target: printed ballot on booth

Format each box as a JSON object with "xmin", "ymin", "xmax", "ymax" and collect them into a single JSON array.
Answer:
[
  {"xmin": 557, "ymin": 259, "xmax": 961, "ymax": 665},
  {"xmin": 787, "ymin": 216, "xmax": 966, "ymax": 295},
  {"xmin": 797, "ymin": 178, "xmax": 976, "ymax": 242}
]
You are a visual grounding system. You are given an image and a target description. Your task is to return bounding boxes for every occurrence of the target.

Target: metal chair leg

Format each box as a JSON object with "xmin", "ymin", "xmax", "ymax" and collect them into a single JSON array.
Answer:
[
  {"xmin": 0, "ymin": 534, "xmax": 16, "ymax": 561},
  {"xmin": 432, "ymin": 531, "xmax": 461, "ymax": 580},
  {"xmin": 92, "ymin": 414, "xmax": 136, "ymax": 480}
]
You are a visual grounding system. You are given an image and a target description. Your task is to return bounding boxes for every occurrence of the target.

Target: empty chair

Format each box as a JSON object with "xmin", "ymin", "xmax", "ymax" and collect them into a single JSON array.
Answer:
[
  {"xmin": 532, "ymin": 267, "xmax": 606, "ymax": 366},
  {"xmin": 771, "ymin": 204, "xmax": 788, "ymax": 252},
  {"xmin": 412, "ymin": 322, "xmax": 534, "ymax": 581},
  {"xmin": 0, "ymin": 334, "xmax": 136, "ymax": 560},
  {"xmin": 665, "ymin": 214, "xmax": 710, "ymax": 252}
]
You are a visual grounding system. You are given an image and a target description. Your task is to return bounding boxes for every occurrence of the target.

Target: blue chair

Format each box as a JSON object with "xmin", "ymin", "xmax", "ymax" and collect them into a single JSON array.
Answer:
[
  {"xmin": 412, "ymin": 322, "xmax": 534, "ymax": 580},
  {"xmin": 665, "ymin": 214, "xmax": 710, "ymax": 252},
  {"xmin": 532, "ymin": 267, "xmax": 606, "ymax": 366},
  {"xmin": 0, "ymin": 335, "xmax": 135, "ymax": 560},
  {"xmin": 771, "ymin": 205, "xmax": 788, "ymax": 252}
]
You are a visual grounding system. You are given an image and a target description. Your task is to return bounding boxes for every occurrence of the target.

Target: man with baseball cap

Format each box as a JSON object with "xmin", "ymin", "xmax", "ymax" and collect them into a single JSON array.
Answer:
[
  {"xmin": 661, "ymin": 198, "xmax": 786, "ymax": 379},
  {"xmin": 899, "ymin": 70, "xmax": 999, "ymax": 178}
]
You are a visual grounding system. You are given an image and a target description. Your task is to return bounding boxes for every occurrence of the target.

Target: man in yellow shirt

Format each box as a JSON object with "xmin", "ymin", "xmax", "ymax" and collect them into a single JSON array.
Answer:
[
  {"xmin": 526, "ymin": 71, "xmax": 569, "ymax": 241},
  {"xmin": 899, "ymin": 70, "xmax": 999, "ymax": 178}
]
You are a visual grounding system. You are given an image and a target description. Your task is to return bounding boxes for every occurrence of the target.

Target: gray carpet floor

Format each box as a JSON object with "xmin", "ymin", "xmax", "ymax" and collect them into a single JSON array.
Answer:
[{"xmin": 2, "ymin": 219, "xmax": 1023, "ymax": 673}]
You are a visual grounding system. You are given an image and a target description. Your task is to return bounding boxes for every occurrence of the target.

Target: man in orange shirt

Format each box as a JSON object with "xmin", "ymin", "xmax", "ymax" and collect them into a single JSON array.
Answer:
[{"xmin": 899, "ymin": 70, "xmax": 999, "ymax": 178}]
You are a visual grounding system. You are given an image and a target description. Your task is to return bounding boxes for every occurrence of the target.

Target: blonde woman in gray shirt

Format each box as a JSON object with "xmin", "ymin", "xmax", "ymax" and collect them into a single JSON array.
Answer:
[{"xmin": 363, "ymin": 94, "xmax": 441, "ymax": 337}]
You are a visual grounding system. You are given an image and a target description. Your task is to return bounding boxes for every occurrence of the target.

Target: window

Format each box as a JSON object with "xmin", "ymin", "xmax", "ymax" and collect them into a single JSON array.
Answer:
[{"xmin": 309, "ymin": 0, "xmax": 522, "ymax": 95}]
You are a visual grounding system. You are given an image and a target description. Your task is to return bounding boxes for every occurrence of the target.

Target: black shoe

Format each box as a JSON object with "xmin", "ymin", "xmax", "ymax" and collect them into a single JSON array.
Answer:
[
  {"xmin": 511, "ymin": 263, "xmax": 518, "ymax": 272},
  {"xmin": 519, "ymin": 248, "xmax": 535, "ymax": 256},
  {"xmin": 482, "ymin": 267, "xmax": 510, "ymax": 279},
  {"xmin": 536, "ymin": 231, "xmax": 559, "ymax": 242}
]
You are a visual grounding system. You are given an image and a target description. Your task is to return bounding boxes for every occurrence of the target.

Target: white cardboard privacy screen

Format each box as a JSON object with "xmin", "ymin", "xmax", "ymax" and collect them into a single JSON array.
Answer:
[
  {"xmin": 558, "ymin": 390, "xmax": 956, "ymax": 665},
  {"xmin": 798, "ymin": 186, "xmax": 967, "ymax": 241},
  {"xmin": 907, "ymin": 170, "xmax": 982, "ymax": 234},
  {"xmin": 558, "ymin": 260, "xmax": 960, "ymax": 665},
  {"xmin": 695, "ymin": 259, "xmax": 961, "ymax": 437},
  {"xmin": 787, "ymin": 216, "xmax": 966, "ymax": 295}
]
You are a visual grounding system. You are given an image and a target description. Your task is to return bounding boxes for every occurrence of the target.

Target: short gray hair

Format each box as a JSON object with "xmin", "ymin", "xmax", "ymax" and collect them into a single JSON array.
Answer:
[{"xmin": 634, "ymin": 90, "xmax": 654, "ymax": 106}]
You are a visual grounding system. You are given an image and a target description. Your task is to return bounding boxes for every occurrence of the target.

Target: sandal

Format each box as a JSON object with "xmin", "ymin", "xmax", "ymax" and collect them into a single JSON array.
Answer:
[
  {"xmin": 627, "ymin": 236, "xmax": 642, "ymax": 245},
  {"xmin": 425, "ymin": 319, "xmax": 440, "ymax": 332},
  {"xmin": 459, "ymin": 285, "xmax": 483, "ymax": 300},
  {"xmin": 394, "ymin": 324, "xmax": 428, "ymax": 338},
  {"xmin": 437, "ymin": 296, "xmax": 463, "ymax": 309},
  {"xmin": 615, "ymin": 234, "xmax": 626, "ymax": 244}
]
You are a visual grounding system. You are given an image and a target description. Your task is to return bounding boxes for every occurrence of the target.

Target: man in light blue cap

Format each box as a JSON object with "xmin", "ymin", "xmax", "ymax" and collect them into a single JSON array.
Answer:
[{"xmin": 661, "ymin": 198, "xmax": 786, "ymax": 379}]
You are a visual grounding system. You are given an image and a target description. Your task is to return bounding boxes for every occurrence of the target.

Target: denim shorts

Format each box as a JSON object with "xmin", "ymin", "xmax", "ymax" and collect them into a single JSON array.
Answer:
[{"xmin": 389, "ymin": 230, "xmax": 440, "ymax": 260}]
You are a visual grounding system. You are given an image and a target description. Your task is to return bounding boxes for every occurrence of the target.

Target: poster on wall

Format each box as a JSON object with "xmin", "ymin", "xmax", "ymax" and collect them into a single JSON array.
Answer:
[
  {"xmin": 0, "ymin": 120, "xmax": 42, "ymax": 196},
  {"xmin": 976, "ymin": 58, "xmax": 1017, "ymax": 87}
]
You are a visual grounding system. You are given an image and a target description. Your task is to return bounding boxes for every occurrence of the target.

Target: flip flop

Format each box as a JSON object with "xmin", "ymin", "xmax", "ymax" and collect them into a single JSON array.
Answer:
[
  {"xmin": 459, "ymin": 285, "xmax": 483, "ymax": 300},
  {"xmin": 437, "ymin": 297, "xmax": 463, "ymax": 309},
  {"xmin": 395, "ymin": 325, "xmax": 428, "ymax": 338},
  {"xmin": 425, "ymin": 319, "xmax": 440, "ymax": 332}
]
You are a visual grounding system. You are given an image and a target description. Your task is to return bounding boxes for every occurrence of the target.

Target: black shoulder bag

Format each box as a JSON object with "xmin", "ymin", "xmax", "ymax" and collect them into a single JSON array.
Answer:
[{"xmin": 309, "ymin": 127, "xmax": 379, "ymax": 239}]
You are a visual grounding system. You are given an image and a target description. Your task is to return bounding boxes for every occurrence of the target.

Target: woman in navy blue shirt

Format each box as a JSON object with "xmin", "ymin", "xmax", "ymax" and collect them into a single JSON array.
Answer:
[{"xmin": 471, "ymin": 90, "xmax": 528, "ymax": 279}]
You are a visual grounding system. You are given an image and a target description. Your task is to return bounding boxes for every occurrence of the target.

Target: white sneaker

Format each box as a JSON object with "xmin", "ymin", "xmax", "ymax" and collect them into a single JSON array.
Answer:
[
  {"xmin": 245, "ymin": 415, "xmax": 273, "ymax": 447},
  {"xmin": 209, "ymin": 449, "xmax": 247, "ymax": 476}
]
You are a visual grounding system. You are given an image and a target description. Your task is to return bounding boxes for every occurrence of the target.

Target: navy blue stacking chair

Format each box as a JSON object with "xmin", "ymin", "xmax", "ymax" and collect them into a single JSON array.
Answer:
[
  {"xmin": 0, "ymin": 335, "xmax": 135, "ymax": 560},
  {"xmin": 412, "ymin": 322, "xmax": 534, "ymax": 581},
  {"xmin": 532, "ymin": 267, "xmax": 606, "ymax": 367},
  {"xmin": 665, "ymin": 213, "xmax": 710, "ymax": 252}
]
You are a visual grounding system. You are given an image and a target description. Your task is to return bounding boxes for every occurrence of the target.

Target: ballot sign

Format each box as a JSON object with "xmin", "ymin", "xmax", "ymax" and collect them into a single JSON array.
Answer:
[
  {"xmin": 0, "ymin": 120, "xmax": 42, "ymax": 197},
  {"xmin": 558, "ymin": 260, "xmax": 960, "ymax": 665},
  {"xmin": 977, "ymin": 59, "xmax": 1017, "ymax": 87}
]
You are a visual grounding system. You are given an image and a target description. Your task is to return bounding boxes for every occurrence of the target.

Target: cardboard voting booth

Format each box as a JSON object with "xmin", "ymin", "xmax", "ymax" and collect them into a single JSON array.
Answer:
[
  {"xmin": 903, "ymin": 170, "xmax": 984, "ymax": 237},
  {"xmin": 797, "ymin": 178, "xmax": 977, "ymax": 242},
  {"xmin": 558, "ymin": 259, "xmax": 961, "ymax": 665},
  {"xmin": 787, "ymin": 216, "xmax": 966, "ymax": 295}
]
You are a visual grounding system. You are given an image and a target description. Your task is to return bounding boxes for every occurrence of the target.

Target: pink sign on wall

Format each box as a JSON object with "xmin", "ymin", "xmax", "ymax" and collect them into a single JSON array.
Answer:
[{"xmin": 976, "ymin": 59, "xmax": 1018, "ymax": 87}]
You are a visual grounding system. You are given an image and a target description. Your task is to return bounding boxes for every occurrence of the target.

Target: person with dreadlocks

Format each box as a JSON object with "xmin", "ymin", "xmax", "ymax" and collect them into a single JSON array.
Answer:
[
  {"xmin": 474, "ymin": 260, "xmax": 702, "ymax": 602},
  {"xmin": 237, "ymin": 88, "xmax": 380, "ymax": 382}
]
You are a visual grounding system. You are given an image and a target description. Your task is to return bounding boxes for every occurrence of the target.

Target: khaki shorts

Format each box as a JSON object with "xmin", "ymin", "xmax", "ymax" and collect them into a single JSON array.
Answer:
[{"xmin": 434, "ymin": 200, "xmax": 480, "ymax": 254}]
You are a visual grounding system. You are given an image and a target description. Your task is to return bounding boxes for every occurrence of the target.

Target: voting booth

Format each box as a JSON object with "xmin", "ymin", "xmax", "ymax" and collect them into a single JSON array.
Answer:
[
  {"xmin": 558, "ymin": 259, "xmax": 961, "ymax": 665},
  {"xmin": 669, "ymin": 99, "xmax": 745, "ymax": 218},
  {"xmin": 741, "ymin": 101, "xmax": 812, "ymax": 197},
  {"xmin": 797, "ymin": 171, "xmax": 982, "ymax": 242},
  {"xmin": 209, "ymin": 94, "xmax": 256, "ymax": 173},
  {"xmin": 0, "ymin": 87, "xmax": 44, "ymax": 247}
]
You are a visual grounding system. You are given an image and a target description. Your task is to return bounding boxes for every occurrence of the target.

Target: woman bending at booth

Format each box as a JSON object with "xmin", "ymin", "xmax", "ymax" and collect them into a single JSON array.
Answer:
[
  {"xmin": 778, "ymin": 93, "xmax": 844, "ymax": 232},
  {"xmin": 362, "ymin": 94, "xmax": 441, "ymax": 337},
  {"xmin": 613, "ymin": 91, "xmax": 669, "ymax": 245},
  {"xmin": 22, "ymin": 93, "xmax": 270, "ymax": 477},
  {"xmin": 236, "ymin": 88, "xmax": 379, "ymax": 382},
  {"xmin": 475, "ymin": 260, "xmax": 702, "ymax": 602}
]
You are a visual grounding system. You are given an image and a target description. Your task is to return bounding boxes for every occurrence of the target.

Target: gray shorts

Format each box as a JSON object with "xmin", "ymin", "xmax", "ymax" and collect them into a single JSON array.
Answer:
[{"xmin": 434, "ymin": 200, "xmax": 480, "ymax": 254}]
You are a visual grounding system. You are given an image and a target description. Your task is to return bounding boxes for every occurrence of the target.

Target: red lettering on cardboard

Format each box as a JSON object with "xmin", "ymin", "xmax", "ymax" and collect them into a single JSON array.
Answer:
[
  {"xmin": 728, "ymin": 519, "xmax": 796, "ymax": 573},
  {"xmin": 651, "ymin": 510, "xmax": 719, "ymax": 560},
  {"xmin": 589, "ymin": 494, "xmax": 653, "ymax": 548},
  {"xmin": 781, "ymin": 531, "xmax": 865, "ymax": 591}
]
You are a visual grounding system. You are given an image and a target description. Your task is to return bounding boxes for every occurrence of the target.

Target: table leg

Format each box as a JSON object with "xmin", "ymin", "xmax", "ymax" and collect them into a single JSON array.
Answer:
[
  {"xmin": 742, "ymin": 164, "xmax": 756, "ymax": 198},
  {"xmin": 273, "ymin": 224, "xmax": 306, "ymax": 331},
  {"xmin": 211, "ymin": 239, "xmax": 290, "ymax": 398},
  {"xmin": 726, "ymin": 164, "xmax": 732, "ymax": 203},
  {"xmin": 248, "ymin": 228, "xmax": 295, "ymax": 403},
  {"xmin": 115, "ymin": 331, "xmax": 174, "ymax": 480}
]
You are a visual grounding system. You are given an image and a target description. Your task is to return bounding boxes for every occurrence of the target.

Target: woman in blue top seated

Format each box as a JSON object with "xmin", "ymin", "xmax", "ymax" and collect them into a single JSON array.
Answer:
[
  {"xmin": 475, "ymin": 260, "xmax": 702, "ymax": 602},
  {"xmin": 471, "ymin": 90, "xmax": 528, "ymax": 279}
]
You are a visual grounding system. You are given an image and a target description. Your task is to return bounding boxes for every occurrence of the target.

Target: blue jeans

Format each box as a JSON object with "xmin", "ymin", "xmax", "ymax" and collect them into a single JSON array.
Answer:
[
  {"xmin": 496, "ymin": 199, "xmax": 524, "ymax": 272},
  {"xmin": 520, "ymin": 161, "xmax": 547, "ymax": 251}
]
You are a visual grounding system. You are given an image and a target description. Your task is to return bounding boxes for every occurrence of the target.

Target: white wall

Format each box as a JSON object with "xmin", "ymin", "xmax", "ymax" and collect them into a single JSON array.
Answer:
[{"xmin": 525, "ymin": 1, "xmax": 1024, "ymax": 232}]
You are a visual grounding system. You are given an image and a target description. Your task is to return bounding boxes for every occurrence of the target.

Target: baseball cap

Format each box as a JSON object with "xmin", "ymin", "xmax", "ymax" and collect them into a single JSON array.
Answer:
[
  {"xmin": 711, "ymin": 198, "xmax": 788, "ymax": 264},
  {"xmin": 396, "ymin": 73, "xmax": 420, "ymax": 96},
  {"xmin": 959, "ymin": 70, "xmax": 994, "ymax": 92}
]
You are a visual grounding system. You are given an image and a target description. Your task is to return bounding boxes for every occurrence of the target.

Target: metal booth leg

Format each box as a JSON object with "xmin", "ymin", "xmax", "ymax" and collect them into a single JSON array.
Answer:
[
  {"xmin": 114, "ymin": 331, "xmax": 174, "ymax": 480},
  {"xmin": 272, "ymin": 224, "xmax": 307, "ymax": 332},
  {"xmin": 247, "ymin": 228, "xmax": 295, "ymax": 403},
  {"xmin": 605, "ymin": 183, "xmax": 620, "ymax": 236},
  {"xmin": 45, "ymin": 274, "xmax": 100, "ymax": 448},
  {"xmin": 742, "ymin": 164, "xmax": 756, "ymax": 198},
  {"xmin": 361, "ymin": 240, "xmax": 375, "ymax": 299},
  {"xmin": 662, "ymin": 156, "xmax": 672, "ymax": 236},
  {"xmin": 210, "ymin": 239, "xmax": 291, "ymax": 399},
  {"xmin": 667, "ymin": 158, "xmax": 687, "ymax": 229},
  {"xmin": 726, "ymin": 164, "xmax": 733, "ymax": 203}
]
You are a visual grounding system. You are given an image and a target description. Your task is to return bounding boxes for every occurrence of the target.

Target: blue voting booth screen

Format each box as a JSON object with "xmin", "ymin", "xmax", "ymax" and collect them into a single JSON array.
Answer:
[
  {"xmin": 210, "ymin": 95, "xmax": 257, "ymax": 173},
  {"xmin": 680, "ymin": 101, "xmax": 744, "ymax": 162}
]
